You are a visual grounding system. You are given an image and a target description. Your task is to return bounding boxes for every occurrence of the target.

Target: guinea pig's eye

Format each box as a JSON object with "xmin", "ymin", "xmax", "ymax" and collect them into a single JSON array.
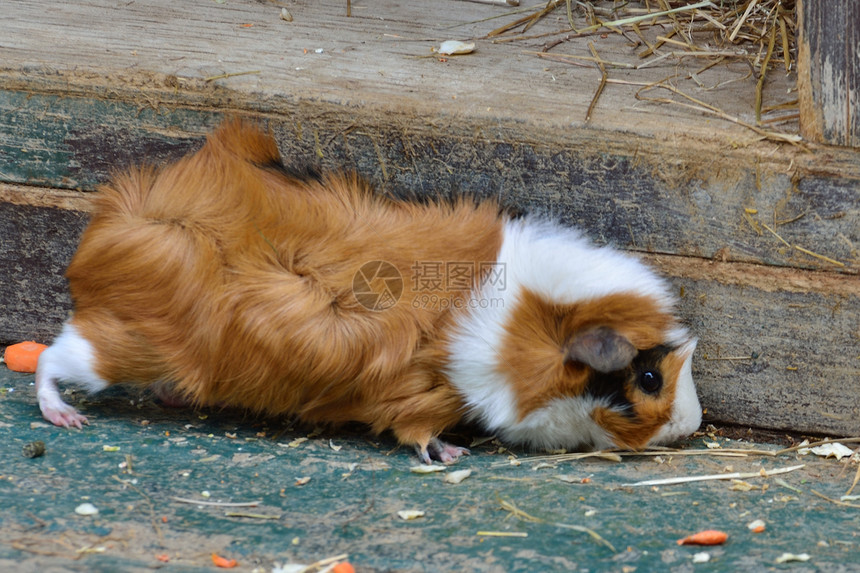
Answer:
[{"xmin": 637, "ymin": 370, "xmax": 663, "ymax": 394}]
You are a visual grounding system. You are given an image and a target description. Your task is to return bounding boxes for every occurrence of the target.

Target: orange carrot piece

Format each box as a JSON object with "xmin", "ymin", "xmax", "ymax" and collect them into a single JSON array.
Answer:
[
  {"xmin": 155, "ymin": 554, "xmax": 170, "ymax": 563},
  {"xmin": 211, "ymin": 553, "xmax": 238, "ymax": 568},
  {"xmin": 332, "ymin": 562, "xmax": 356, "ymax": 573},
  {"xmin": 4, "ymin": 341, "xmax": 48, "ymax": 373},
  {"xmin": 677, "ymin": 530, "xmax": 729, "ymax": 546}
]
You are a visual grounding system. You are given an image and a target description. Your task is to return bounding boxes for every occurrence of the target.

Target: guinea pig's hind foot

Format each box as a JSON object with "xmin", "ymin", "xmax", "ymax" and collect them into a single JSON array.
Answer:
[
  {"xmin": 36, "ymin": 377, "xmax": 89, "ymax": 429},
  {"xmin": 34, "ymin": 322, "xmax": 106, "ymax": 429},
  {"xmin": 416, "ymin": 437, "xmax": 470, "ymax": 465}
]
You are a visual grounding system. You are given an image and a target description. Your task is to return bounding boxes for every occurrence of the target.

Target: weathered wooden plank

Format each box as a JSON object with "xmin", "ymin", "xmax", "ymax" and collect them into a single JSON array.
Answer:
[
  {"xmin": 797, "ymin": 0, "xmax": 860, "ymax": 147},
  {"xmin": 1, "ymin": 0, "xmax": 794, "ymax": 141},
  {"xmin": 654, "ymin": 255, "xmax": 860, "ymax": 436},
  {"xmin": 1, "ymin": 91, "xmax": 857, "ymax": 276},
  {"xmin": 0, "ymin": 91, "xmax": 212, "ymax": 190},
  {"xmin": 0, "ymin": 189, "xmax": 89, "ymax": 343}
]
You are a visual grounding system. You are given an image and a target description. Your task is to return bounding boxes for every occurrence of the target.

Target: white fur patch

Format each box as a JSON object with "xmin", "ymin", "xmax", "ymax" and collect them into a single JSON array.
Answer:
[
  {"xmin": 496, "ymin": 396, "xmax": 617, "ymax": 451},
  {"xmin": 446, "ymin": 217, "xmax": 699, "ymax": 449},
  {"xmin": 37, "ymin": 322, "xmax": 108, "ymax": 394},
  {"xmin": 650, "ymin": 338, "xmax": 702, "ymax": 445},
  {"xmin": 499, "ymin": 218, "xmax": 676, "ymax": 312}
]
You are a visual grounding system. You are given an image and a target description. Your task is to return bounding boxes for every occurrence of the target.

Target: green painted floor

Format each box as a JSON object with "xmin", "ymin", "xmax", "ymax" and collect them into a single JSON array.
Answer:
[{"xmin": 1, "ymin": 367, "xmax": 858, "ymax": 572}]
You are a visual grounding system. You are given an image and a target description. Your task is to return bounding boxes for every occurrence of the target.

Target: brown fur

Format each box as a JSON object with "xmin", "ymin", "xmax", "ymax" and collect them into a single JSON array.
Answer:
[
  {"xmin": 497, "ymin": 288, "xmax": 681, "ymax": 447},
  {"xmin": 66, "ymin": 120, "xmax": 503, "ymax": 452}
]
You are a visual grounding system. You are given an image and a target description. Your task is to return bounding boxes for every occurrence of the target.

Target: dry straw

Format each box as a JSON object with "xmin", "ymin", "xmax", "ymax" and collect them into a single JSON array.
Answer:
[{"xmin": 487, "ymin": 0, "xmax": 799, "ymax": 139}]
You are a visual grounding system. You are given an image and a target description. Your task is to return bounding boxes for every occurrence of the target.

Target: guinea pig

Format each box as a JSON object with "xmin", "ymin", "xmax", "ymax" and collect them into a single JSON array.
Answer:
[{"xmin": 35, "ymin": 119, "xmax": 701, "ymax": 463}]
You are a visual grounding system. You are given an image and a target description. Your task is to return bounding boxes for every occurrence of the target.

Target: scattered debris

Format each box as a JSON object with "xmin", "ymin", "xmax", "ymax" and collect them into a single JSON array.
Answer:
[
  {"xmin": 211, "ymin": 553, "xmax": 238, "ymax": 568},
  {"xmin": 774, "ymin": 478, "xmax": 803, "ymax": 494},
  {"xmin": 494, "ymin": 446, "xmax": 779, "ymax": 468},
  {"xmin": 22, "ymin": 440, "xmax": 45, "ymax": 458},
  {"xmin": 272, "ymin": 554, "xmax": 350, "ymax": 573},
  {"xmin": 280, "ymin": 8, "xmax": 293, "ymax": 22},
  {"xmin": 444, "ymin": 469, "xmax": 472, "ymax": 484},
  {"xmin": 692, "ymin": 552, "xmax": 711, "ymax": 563},
  {"xmin": 497, "ymin": 496, "xmax": 615, "ymax": 552},
  {"xmin": 775, "ymin": 552, "xmax": 811, "ymax": 564},
  {"xmin": 437, "ymin": 40, "xmax": 476, "ymax": 55},
  {"xmin": 410, "ymin": 464, "xmax": 447, "ymax": 474},
  {"xmin": 463, "ymin": 0, "xmax": 519, "ymax": 6},
  {"xmin": 623, "ymin": 464, "xmax": 805, "ymax": 487},
  {"xmin": 224, "ymin": 511, "xmax": 281, "ymax": 520},
  {"xmin": 554, "ymin": 474, "xmax": 592, "ymax": 484},
  {"xmin": 76, "ymin": 545, "xmax": 106, "ymax": 555},
  {"xmin": 171, "ymin": 497, "xmax": 261, "ymax": 507},
  {"xmin": 477, "ymin": 531, "xmax": 528, "ymax": 537},
  {"xmin": 331, "ymin": 562, "xmax": 355, "ymax": 573},
  {"xmin": 397, "ymin": 510, "xmax": 425, "ymax": 521},
  {"xmin": 730, "ymin": 479, "xmax": 755, "ymax": 491},
  {"xmin": 803, "ymin": 442, "xmax": 854, "ymax": 460},
  {"xmin": 777, "ymin": 437, "xmax": 860, "ymax": 456},
  {"xmin": 203, "ymin": 70, "xmax": 261, "ymax": 83},
  {"xmin": 74, "ymin": 503, "xmax": 99, "ymax": 516},
  {"xmin": 484, "ymin": 0, "xmax": 801, "ymax": 142},
  {"xmin": 810, "ymin": 489, "xmax": 860, "ymax": 509}
]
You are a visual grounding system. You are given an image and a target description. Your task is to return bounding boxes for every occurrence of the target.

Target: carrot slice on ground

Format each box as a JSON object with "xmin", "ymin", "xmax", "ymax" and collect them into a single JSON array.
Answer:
[
  {"xmin": 211, "ymin": 553, "xmax": 238, "ymax": 568},
  {"xmin": 332, "ymin": 563, "xmax": 356, "ymax": 573},
  {"xmin": 4, "ymin": 341, "xmax": 48, "ymax": 373},
  {"xmin": 677, "ymin": 530, "xmax": 729, "ymax": 546}
]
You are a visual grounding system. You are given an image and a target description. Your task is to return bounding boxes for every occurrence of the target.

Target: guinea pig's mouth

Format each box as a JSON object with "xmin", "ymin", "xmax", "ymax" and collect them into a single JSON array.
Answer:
[{"xmin": 590, "ymin": 406, "xmax": 663, "ymax": 451}]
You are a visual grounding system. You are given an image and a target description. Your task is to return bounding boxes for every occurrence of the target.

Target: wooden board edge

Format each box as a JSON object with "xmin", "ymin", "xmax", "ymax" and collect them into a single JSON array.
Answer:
[{"xmin": 0, "ymin": 182, "xmax": 93, "ymax": 212}]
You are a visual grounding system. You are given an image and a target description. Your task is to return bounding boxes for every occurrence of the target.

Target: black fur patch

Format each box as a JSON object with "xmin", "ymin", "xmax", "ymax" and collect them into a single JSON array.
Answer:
[
  {"xmin": 586, "ymin": 345, "xmax": 674, "ymax": 417},
  {"xmin": 257, "ymin": 158, "xmax": 322, "ymax": 183}
]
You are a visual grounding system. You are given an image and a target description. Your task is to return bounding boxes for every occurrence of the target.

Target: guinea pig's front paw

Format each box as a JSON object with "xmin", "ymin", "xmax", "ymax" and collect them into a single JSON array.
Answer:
[{"xmin": 416, "ymin": 437, "xmax": 470, "ymax": 465}]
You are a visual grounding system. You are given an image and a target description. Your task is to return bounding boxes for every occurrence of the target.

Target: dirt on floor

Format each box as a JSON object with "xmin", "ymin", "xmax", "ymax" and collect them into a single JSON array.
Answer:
[{"xmin": 2, "ymin": 367, "xmax": 859, "ymax": 573}]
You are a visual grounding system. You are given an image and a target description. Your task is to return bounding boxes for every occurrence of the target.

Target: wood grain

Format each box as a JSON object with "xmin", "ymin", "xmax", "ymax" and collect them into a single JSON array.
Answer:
[{"xmin": 797, "ymin": 0, "xmax": 860, "ymax": 147}]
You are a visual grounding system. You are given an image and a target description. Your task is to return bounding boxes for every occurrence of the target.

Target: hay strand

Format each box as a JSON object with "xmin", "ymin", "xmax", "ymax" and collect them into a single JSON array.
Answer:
[{"xmin": 585, "ymin": 41, "xmax": 608, "ymax": 122}]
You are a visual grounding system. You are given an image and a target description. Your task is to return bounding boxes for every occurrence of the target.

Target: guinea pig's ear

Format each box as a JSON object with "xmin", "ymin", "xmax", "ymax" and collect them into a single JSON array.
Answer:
[{"xmin": 564, "ymin": 327, "xmax": 638, "ymax": 373}]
